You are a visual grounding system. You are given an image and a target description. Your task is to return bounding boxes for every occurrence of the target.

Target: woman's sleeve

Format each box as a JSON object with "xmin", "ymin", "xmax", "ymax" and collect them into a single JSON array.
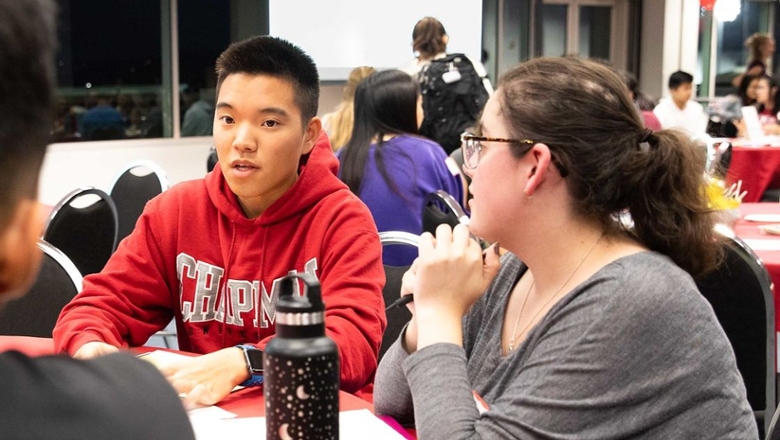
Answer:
[{"xmin": 373, "ymin": 329, "xmax": 416, "ymax": 425}]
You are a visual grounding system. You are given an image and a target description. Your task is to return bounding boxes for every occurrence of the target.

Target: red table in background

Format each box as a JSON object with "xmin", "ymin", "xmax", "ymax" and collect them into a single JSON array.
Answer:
[
  {"xmin": 726, "ymin": 145, "xmax": 780, "ymax": 203},
  {"xmin": 733, "ymin": 204, "xmax": 780, "ymax": 336}
]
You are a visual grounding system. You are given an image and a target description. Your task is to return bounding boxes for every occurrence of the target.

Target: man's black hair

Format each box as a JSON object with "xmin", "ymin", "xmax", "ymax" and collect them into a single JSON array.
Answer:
[
  {"xmin": 215, "ymin": 36, "xmax": 319, "ymax": 125},
  {"xmin": 668, "ymin": 70, "xmax": 694, "ymax": 90}
]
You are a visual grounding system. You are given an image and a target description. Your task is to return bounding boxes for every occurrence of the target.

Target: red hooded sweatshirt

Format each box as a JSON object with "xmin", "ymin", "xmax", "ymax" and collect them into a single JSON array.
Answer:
[{"xmin": 53, "ymin": 133, "xmax": 386, "ymax": 394}]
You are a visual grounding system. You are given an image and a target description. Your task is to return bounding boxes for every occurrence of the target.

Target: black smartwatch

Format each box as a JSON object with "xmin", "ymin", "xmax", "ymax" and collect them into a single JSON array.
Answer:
[{"xmin": 236, "ymin": 344, "xmax": 264, "ymax": 387}]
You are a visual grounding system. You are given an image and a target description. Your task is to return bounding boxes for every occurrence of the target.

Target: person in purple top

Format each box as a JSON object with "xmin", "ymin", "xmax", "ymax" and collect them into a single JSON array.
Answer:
[{"xmin": 338, "ymin": 69, "xmax": 464, "ymax": 266}]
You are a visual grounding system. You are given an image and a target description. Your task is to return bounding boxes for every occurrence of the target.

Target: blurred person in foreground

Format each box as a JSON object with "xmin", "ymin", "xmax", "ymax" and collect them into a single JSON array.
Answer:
[
  {"xmin": 0, "ymin": 1, "xmax": 194, "ymax": 438},
  {"xmin": 374, "ymin": 56, "xmax": 756, "ymax": 439}
]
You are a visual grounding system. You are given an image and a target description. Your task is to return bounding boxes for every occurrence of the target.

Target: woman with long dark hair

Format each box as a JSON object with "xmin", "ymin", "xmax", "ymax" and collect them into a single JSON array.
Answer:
[
  {"xmin": 339, "ymin": 69, "xmax": 463, "ymax": 266},
  {"xmin": 374, "ymin": 57, "xmax": 756, "ymax": 438}
]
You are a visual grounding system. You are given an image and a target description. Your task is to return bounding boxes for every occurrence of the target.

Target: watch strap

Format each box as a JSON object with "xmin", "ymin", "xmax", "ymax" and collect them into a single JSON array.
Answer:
[{"xmin": 236, "ymin": 344, "xmax": 264, "ymax": 387}]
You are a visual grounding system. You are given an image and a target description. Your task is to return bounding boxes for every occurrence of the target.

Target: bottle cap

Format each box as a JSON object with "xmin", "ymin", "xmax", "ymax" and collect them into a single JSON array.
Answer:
[{"xmin": 276, "ymin": 273, "xmax": 324, "ymax": 315}]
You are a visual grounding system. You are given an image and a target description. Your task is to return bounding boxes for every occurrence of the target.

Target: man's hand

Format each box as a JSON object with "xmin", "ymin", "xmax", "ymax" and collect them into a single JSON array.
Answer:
[
  {"xmin": 157, "ymin": 347, "xmax": 249, "ymax": 409},
  {"xmin": 73, "ymin": 341, "xmax": 119, "ymax": 359}
]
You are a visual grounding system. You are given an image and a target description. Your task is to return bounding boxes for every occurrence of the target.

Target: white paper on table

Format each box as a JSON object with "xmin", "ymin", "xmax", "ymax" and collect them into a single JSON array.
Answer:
[
  {"xmin": 741, "ymin": 238, "xmax": 780, "ymax": 251},
  {"xmin": 190, "ymin": 409, "xmax": 407, "ymax": 440},
  {"xmin": 188, "ymin": 405, "xmax": 237, "ymax": 423},
  {"xmin": 191, "ymin": 416, "xmax": 263, "ymax": 440},
  {"xmin": 340, "ymin": 409, "xmax": 408, "ymax": 439},
  {"xmin": 136, "ymin": 349, "xmax": 191, "ymax": 366},
  {"xmin": 742, "ymin": 106, "xmax": 765, "ymax": 140}
]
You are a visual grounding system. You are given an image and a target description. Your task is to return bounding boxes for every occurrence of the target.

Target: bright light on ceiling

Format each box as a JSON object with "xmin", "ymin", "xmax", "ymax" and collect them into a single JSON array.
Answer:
[{"xmin": 714, "ymin": 0, "xmax": 741, "ymax": 22}]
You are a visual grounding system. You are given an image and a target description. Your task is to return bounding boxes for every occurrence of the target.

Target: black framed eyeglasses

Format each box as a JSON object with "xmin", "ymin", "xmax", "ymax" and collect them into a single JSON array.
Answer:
[{"xmin": 460, "ymin": 132, "xmax": 534, "ymax": 170}]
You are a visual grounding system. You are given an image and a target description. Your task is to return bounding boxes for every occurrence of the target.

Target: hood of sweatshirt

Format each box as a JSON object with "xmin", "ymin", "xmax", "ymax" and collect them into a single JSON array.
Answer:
[{"xmin": 205, "ymin": 130, "xmax": 346, "ymax": 224}]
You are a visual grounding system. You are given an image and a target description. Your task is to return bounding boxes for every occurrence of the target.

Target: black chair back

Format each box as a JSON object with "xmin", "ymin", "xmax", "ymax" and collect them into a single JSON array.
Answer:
[
  {"xmin": 696, "ymin": 232, "xmax": 776, "ymax": 436},
  {"xmin": 378, "ymin": 231, "xmax": 420, "ymax": 362},
  {"xmin": 422, "ymin": 190, "xmax": 469, "ymax": 235},
  {"xmin": 0, "ymin": 240, "xmax": 83, "ymax": 337},
  {"xmin": 43, "ymin": 187, "xmax": 118, "ymax": 276},
  {"xmin": 109, "ymin": 160, "xmax": 168, "ymax": 244}
]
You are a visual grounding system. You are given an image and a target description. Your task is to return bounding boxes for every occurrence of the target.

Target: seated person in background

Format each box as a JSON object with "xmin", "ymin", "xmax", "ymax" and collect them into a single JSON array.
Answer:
[
  {"xmin": 718, "ymin": 74, "xmax": 760, "ymax": 138},
  {"xmin": 754, "ymin": 74, "xmax": 780, "ymax": 135},
  {"xmin": 0, "ymin": 1, "xmax": 194, "ymax": 438},
  {"xmin": 54, "ymin": 36, "xmax": 386, "ymax": 407},
  {"xmin": 621, "ymin": 70, "xmax": 661, "ymax": 130},
  {"xmin": 321, "ymin": 66, "xmax": 376, "ymax": 152},
  {"xmin": 181, "ymin": 83, "xmax": 215, "ymax": 137},
  {"xmin": 79, "ymin": 95, "xmax": 125, "ymax": 141},
  {"xmin": 653, "ymin": 70, "xmax": 709, "ymax": 136},
  {"xmin": 739, "ymin": 73, "xmax": 762, "ymax": 107},
  {"xmin": 338, "ymin": 69, "xmax": 464, "ymax": 266},
  {"xmin": 374, "ymin": 57, "xmax": 756, "ymax": 438}
]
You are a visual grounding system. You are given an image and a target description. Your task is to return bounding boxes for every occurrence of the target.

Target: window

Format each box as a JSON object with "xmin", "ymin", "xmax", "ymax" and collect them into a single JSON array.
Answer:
[
  {"xmin": 538, "ymin": 0, "xmax": 627, "ymax": 69},
  {"xmin": 53, "ymin": 0, "xmax": 268, "ymax": 143},
  {"xmin": 55, "ymin": 0, "xmax": 164, "ymax": 142},
  {"xmin": 698, "ymin": 0, "xmax": 776, "ymax": 97}
]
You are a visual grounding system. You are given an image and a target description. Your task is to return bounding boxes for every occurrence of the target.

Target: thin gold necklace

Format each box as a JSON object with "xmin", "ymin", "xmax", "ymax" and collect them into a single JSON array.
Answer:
[{"xmin": 507, "ymin": 231, "xmax": 605, "ymax": 352}]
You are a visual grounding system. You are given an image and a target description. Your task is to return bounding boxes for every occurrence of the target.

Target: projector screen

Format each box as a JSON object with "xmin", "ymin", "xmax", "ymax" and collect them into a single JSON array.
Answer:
[{"xmin": 269, "ymin": 0, "xmax": 483, "ymax": 81}]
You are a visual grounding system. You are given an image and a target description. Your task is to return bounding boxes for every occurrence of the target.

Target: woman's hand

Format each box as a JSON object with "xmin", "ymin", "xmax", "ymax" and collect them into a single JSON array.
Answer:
[{"xmin": 412, "ymin": 223, "xmax": 501, "ymax": 349}]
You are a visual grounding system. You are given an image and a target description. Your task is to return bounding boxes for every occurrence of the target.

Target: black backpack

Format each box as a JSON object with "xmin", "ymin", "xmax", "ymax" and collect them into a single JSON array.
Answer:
[{"xmin": 417, "ymin": 53, "xmax": 489, "ymax": 155}]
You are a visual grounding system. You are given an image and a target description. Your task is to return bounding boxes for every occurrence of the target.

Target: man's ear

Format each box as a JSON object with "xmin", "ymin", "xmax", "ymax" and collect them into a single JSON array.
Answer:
[
  {"xmin": 0, "ymin": 199, "xmax": 43, "ymax": 304},
  {"xmin": 522, "ymin": 143, "xmax": 554, "ymax": 198},
  {"xmin": 302, "ymin": 117, "xmax": 322, "ymax": 155}
]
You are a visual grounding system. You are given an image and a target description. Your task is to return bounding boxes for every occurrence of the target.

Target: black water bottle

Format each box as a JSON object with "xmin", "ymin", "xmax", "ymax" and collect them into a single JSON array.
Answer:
[{"xmin": 264, "ymin": 273, "xmax": 340, "ymax": 440}]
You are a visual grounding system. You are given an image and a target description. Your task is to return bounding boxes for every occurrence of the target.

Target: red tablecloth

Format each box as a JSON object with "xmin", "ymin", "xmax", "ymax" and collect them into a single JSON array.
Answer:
[
  {"xmin": 733, "ymin": 203, "xmax": 780, "ymax": 335},
  {"xmin": 0, "ymin": 338, "xmax": 413, "ymax": 437},
  {"xmin": 726, "ymin": 145, "xmax": 780, "ymax": 203}
]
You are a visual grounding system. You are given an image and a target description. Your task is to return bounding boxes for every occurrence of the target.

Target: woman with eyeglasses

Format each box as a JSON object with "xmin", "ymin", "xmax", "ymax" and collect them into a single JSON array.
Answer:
[
  {"xmin": 338, "ymin": 69, "xmax": 464, "ymax": 266},
  {"xmin": 374, "ymin": 57, "xmax": 756, "ymax": 439},
  {"xmin": 752, "ymin": 75, "xmax": 780, "ymax": 137}
]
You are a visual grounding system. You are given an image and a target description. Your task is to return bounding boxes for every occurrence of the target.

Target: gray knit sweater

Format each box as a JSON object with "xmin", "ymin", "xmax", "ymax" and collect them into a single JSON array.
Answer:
[{"xmin": 374, "ymin": 251, "xmax": 757, "ymax": 439}]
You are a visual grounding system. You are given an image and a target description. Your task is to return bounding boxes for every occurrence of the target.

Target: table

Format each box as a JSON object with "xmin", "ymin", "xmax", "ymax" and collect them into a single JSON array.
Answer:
[
  {"xmin": 733, "ymin": 203, "xmax": 780, "ymax": 334},
  {"xmin": 726, "ymin": 145, "xmax": 780, "ymax": 203},
  {"xmin": 0, "ymin": 337, "xmax": 414, "ymax": 439}
]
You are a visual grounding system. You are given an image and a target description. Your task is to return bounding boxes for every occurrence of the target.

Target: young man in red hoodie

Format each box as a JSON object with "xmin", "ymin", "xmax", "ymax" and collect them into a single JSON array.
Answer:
[{"xmin": 53, "ymin": 36, "xmax": 386, "ymax": 407}]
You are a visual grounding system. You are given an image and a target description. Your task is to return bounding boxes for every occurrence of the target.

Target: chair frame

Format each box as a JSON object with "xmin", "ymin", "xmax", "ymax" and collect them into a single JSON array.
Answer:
[
  {"xmin": 768, "ymin": 402, "xmax": 780, "ymax": 440},
  {"xmin": 709, "ymin": 228, "xmax": 776, "ymax": 435},
  {"xmin": 38, "ymin": 239, "xmax": 83, "ymax": 292},
  {"xmin": 108, "ymin": 160, "xmax": 169, "ymax": 244},
  {"xmin": 425, "ymin": 190, "xmax": 470, "ymax": 226},
  {"xmin": 378, "ymin": 231, "xmax": 420, "ymax": 362},
  {"xmin": 0, "ymin": 239, "xmax": 83, "ymax": 337},
  {"xmin": 378, "ymin": 231, "xmax": 421, "ymax": 248},
  {"xmin": 42, "ymin": 186, "xmax": 119, "ymax": 252},
  {"xmin": 108, "ymin": 159, "xmax": 169, "ymax": 194},
  {"xmin": 43, "ymin": 186, "xmax": 119, "ymax": 256}
]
